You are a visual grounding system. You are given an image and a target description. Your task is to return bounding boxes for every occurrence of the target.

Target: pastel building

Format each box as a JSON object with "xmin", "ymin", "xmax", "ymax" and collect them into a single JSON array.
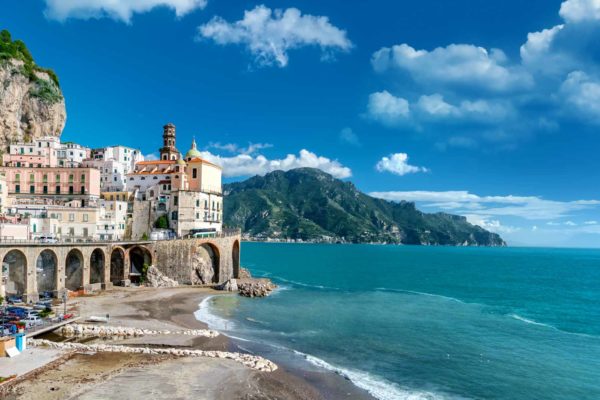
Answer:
[
  {"xmin": 0, "ymin": 167, "xmax": 101, "ymax": 205},
  {"xmin": 129, "ymin": 124, "xmax": 223, "ymax": 238},
  {"xmin": 3, "ymin": 136, "xmax": 60, "ymax": 168}
]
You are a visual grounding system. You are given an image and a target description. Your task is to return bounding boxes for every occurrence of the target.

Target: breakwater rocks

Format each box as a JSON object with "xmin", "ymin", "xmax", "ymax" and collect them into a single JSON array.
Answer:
[
  {"xmin": 29, "ymin": 339, "xmax": 278, "ymax": 372},
  {"xmin": 238, "ymin": 280, "xmax": 277, "ymax": 297},
  {"xmin": 60, "ymin": 324, "xmax": 219, "ymax": 338}
]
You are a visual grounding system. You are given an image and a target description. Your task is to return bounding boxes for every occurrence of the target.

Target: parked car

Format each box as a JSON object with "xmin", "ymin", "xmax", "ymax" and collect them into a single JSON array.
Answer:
[
  {"xmin": 37, "ymin": 235, "xmax": 58, "ymax": 244},
  {"xmin": 22, "ymin": 315, "xmax": 43, "ymax": 327},
  {"xmin": 7, "ymin": 295, "xmax": 23, "ymax": 304}
]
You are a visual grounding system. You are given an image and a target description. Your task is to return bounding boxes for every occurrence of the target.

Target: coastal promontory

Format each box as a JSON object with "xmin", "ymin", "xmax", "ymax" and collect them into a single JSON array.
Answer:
[{"xmin": 224, "ymin": 168, "xmax": 506, "ymax": 246}]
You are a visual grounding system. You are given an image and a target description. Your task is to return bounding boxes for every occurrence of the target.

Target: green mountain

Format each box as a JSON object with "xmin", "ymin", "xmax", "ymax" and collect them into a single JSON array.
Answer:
[{"xmin": 223, "ymin": 168, "xmax": 506, "ymax": 246}]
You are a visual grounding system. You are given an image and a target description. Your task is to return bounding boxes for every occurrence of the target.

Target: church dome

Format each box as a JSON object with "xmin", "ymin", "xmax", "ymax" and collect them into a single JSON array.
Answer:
[
  {"xmin": 177, "ymin": 155, "xmax": 186, "ymax": 166},
  {"xmin": 185, "ymin": 138, "xmax": 202, "ymax": 159}
]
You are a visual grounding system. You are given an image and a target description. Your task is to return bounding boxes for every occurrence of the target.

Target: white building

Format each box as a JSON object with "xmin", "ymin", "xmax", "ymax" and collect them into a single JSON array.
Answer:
[
  {"xmin": 58, "ymin": 142, "xmax": 90, "ymax": 167},
  {"xmin": 85, "ymin": 145, "xmax": 144, "ymax": 192}
]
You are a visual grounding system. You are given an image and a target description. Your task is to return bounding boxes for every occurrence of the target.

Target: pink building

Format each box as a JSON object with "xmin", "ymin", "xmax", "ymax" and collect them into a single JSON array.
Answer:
[{"xmin": 0, "ymin": 167, "xmax": 101, "ymax": 201}]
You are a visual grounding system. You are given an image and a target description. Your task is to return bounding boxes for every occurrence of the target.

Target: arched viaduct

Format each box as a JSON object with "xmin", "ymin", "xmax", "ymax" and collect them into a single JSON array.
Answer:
[{"xmin": 0, "ymin": 233, "xmax": 241, "ymax": 303}]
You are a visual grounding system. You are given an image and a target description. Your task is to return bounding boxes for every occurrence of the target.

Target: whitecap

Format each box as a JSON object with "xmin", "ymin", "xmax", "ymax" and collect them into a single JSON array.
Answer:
[
  {"xmin": 292, "ymin": 350, "xmax": 466, "ymax": 400},
  {"xmin": 194, "ymin": 296, "xmax": 236, "ymax": 331},
  {"xmin": 374, "ymin": 288, "xmax": 466, "ymax": 304}
]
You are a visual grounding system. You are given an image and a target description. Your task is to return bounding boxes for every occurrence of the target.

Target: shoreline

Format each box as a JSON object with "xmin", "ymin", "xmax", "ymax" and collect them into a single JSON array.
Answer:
[{"xmin": 3, "ymin": 287, "xmax": 375, "ymax": 400}]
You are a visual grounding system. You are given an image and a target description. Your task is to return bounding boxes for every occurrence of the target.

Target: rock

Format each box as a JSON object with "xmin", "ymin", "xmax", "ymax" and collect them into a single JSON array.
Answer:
[
  {"xmin": 238, "ymin": 267, "xmax": 252, "ymax": 279},
  {"xmin": 0, "ymin": 58, "xmax": 65, "ymax": 148},
  {"xmin": 217, "ymin": 279, "xmax": 238, "ymax": 292},
  {"xmin": 238, "ymin": 279, "xmax": 277, "ymax": 298},
  {"xmin": 191, "ymin": 251, "xmax": 214, "ymax": 285},
  {"xmin": 28, "ymin": 338, "xmax": 278, "ymax": 372},
  {"xmin": 145, "ymin": 266, "xmax": 180, "ymax": 288}
]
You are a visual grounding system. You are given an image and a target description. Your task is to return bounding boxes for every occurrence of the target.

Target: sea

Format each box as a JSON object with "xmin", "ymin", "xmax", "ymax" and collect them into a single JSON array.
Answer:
[{"xmin": 195, "ymin": 243, "xmax": 600, "ymax": 400}]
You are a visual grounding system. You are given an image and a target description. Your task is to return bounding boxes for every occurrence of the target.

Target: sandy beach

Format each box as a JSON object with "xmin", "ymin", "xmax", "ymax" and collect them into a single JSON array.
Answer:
[{"xmin": 1, "ymin": 287, "xmax": 375, "ymax": 400}]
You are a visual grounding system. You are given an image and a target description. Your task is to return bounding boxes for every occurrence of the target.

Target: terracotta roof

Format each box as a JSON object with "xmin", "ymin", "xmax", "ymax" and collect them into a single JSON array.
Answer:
[
  {"xmin": 186, "ymin": 157, "xmax": 222, "ymax": 169},
  {"xmin": 137, "ymin": 160, "xmax": 176, "ymax": 165}
]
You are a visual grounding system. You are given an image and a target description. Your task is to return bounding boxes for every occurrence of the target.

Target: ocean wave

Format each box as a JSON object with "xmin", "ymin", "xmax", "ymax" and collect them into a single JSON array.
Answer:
[
  {"xmin": 194, "ymin": 296, "xmax": 462, "ymax": 399},
  {"xmin": 194, "ymin": 296, "xmax": 236, "ymax": 331},
  {"xmin": 293, "ymin": 350, "xmax": 463, "ymax": 400},
  {"xmin": 509, "ymin": 314, "xmax": 553, "ymax": 328},
  {"xmin": 374, "ymin": 288, "xmax": 466, "ymax": 304},
  {"xmin": 269, "ymin": 276, "xmax": 342, "ymax": 291}
]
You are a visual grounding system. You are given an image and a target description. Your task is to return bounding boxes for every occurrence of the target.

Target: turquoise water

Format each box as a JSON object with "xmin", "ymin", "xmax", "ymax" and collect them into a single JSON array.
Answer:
[{"xmin": 198, "ymin": 244, "xmax": 600, "ymax": 400}]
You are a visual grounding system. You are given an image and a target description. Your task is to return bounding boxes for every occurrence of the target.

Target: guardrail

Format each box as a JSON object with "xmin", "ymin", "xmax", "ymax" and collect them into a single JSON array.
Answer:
[{"xmin": 0, "ymin": 229, "xmax": 241, "ymax": 245}]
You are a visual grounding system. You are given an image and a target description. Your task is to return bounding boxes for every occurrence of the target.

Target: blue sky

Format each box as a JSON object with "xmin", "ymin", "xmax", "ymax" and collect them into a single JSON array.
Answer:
[{"xmin": 3, "ymin": 0, "xmax": 600, "ymax": 246}]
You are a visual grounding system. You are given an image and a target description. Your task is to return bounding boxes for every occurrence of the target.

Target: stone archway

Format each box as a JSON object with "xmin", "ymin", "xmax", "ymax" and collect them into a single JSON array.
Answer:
[
  {"xmin": 129, "ymin": 246, "xmax": 152, "ymax": 283},
  {"xmin": 232, "ymin": 240, "xmax": 240, "ymax": 279},
  {"xmin": 191, "ymin": 243, "xmax": 220, "ymax": 285},
  {"xmin": 36, "ymin": 249, "xmax": 58, "ymax": 296},
  {"xmin": 65, "ymin": 249, "xmax": 84, "ymax": 291},
  {"xmin": 110, "ymin": 248, "xmax": 125, "ymax": 285},
  {"xmin": 3, "ymin": 250, "xmax": 27, "ymax": 297},
  {"xmin": 90, "ymin": 248, "xmax": 105, "ymax": 284}
]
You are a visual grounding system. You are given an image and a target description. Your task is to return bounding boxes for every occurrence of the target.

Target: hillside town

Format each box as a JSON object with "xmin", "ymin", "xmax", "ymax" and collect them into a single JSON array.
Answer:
[{"xmin": 0, "ymin": 123, "xmax": 223, "ymax": 242}]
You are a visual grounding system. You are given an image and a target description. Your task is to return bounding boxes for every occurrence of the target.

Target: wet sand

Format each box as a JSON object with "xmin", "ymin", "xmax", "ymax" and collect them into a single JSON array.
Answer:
[{"xmin": 3, "ymin": 287, "xmax": 374, "ymax": 400}]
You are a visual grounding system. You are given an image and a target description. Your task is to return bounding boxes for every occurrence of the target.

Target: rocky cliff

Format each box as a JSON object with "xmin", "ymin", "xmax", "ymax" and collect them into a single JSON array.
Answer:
[{"xmin": 0, "ymin": 30, "xmax": 65, "ymax": 149}]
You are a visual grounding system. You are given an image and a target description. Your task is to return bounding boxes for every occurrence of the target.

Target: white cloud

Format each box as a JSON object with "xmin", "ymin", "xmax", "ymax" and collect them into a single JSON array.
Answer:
[
  {"xmin": 44, "ymin": 0, "xmax": 206, "ymax": 22},
  {"xmin": 144, "ymin": 152, "xmax": 159, "ymax": 161},
  {"xmin": 207, "ymin": 142, "xmax": 273, "ymax": 155},
  {"xmin": 368, "ymin": 190, "xmax": 600, "ymax": 220},
  {"xmin": 565, "ymin": 220, "xmax": 577, "ymax": 226},
  {"xmin": 375, "ymin": 153, "xmax": 428, "ymax": 176},
  {"xmin": 367, "ymin": 91, "xmax": 410, "ymax": 125},
  {"xmin": 416, "ymin": 94, "xmax": 511, "ymax": 122},
  {"xmin": 372, "ymin": 44, "xmax": 532, "ymax": 92},
  {"xmin": 560, "ymin": 71, "xmax": 600, "ymax": 119},
  {"xmin": 339, "ymin": 127, "xmax": 360, "ymax": 146},
  {"xmin": 520, "ymin": 25, "xmax": 565, "ymax": 73},
  {"xmin": 584, "ymin": 220, "xmax": 598, "ymax": 225},
  {"xmin": 197, "ymin": 5, "xmax": 352, "ymax": 67},
  {"xmin": 200, "ymin": 149, "xmax": 351, "ymax": 178},
  {"xmin": 559, "ymin": 0, "xmax": 600, "ymax": 22},
  {"xmin": 465, "ymin": 215, "xmax": 521, "ymax": 234}
]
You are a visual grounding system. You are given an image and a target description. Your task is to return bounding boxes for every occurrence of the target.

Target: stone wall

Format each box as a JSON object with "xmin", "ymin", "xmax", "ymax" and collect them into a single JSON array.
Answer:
[
  {"xmin": 131, "ymin": 200, "xmax": 152, "ymax": 240},
  {"xmin": 152, "ymin": 235, "xmax": 240, "ymax": 285}
]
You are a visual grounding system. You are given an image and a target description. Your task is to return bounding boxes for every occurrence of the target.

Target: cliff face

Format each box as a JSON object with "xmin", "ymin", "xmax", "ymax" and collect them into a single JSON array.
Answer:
[
  {"xmin": 0, "ymin": 59, "xmax": 65, "ymax": 148},
  {"xmin": 0, "ymin": 30, "xmax": 65, "ymax": 149}
]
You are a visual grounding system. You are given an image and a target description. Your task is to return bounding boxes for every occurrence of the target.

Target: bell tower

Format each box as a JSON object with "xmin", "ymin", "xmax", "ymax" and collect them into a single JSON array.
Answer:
[{"xmin": 160, "ymin": 123, "xmax": 179, "ymax": 161}]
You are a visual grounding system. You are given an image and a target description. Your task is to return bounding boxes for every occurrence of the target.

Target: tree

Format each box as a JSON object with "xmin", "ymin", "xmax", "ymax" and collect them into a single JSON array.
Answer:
[{"xmin": 154, "ymin": 215, "xmax": 169, "ymax": 229}]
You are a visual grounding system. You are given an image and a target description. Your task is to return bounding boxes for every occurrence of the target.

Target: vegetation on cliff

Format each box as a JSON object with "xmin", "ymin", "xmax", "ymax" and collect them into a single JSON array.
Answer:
[
  {"xmin": 224, "ymin": 168, "xmax": 506, "ymax": 246},
  {"xmin": 0, "ymin": 29, "xmax": 61, "ymax": 100}
]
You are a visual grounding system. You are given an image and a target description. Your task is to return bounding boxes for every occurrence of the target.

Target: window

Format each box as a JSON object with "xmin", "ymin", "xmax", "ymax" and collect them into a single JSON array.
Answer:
[
  {"xmin": 81, "ymin": 174, "xmax": 85, "ymax": 182},
  {"xmin": 15, "ymin": 173, "xmax": 20, "ymax": 181},
  {"xmin": 30, "ymin": 185, "xmax": 35, "ymax": 194},
  {"xmin": 29, "ymin": 174, "xmax": 34, "ymax": 182},
  {"xmin": 171, "ymin": 211, "xmax": 178, "ymax": 221},
  {"xmin": 56, "ymin": 186, "xmax": 61, "ymax": 194},
  {"xmin": 196, "ymin": 212, "xmax": 200, "ymax": 219},
  {"xmin": 69, "ymin": 186, "xmax": 74, "ymax": 194},
  {"xmin": 69, "ymin": 227, "xmax": 74, "ymax": 236},
  {"xmin": 14, "ymin": 184, "xmax": 19, "ymax": 193},
  {"xmin": 83, "ymin": 214, "xmax": 88, "ymax": 222},
  {"xmin": 196, "ymin": 199, "xmax": 200, "ymax": 207},
  {"xmin": 173, "ymin": 196, "xmax": 178, "ymax": 206},
  {"xmin": 69, "ymin": 174, "xmax": 74, "ymax": 182},
  {"xmin": 43, "ymin": 174, "xmax": 48, "ymax": 182},
  {"xmin": 81, "ymin": 186, "xmax": 85, "ymax": 194},
  {"xmin": 56, "ymin": 174, "xmax": 60, "ymax": 182},
  {"xmin": 83, "ymin": 228, "xmax": 88, "ymax": 237},
  {"xmin": 192, "ymin": 168, "xmax": 197, "ymax": 179},
  {"xmin": 43, "ymin": 185, "xmax": 48, "ymax": 194}
]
